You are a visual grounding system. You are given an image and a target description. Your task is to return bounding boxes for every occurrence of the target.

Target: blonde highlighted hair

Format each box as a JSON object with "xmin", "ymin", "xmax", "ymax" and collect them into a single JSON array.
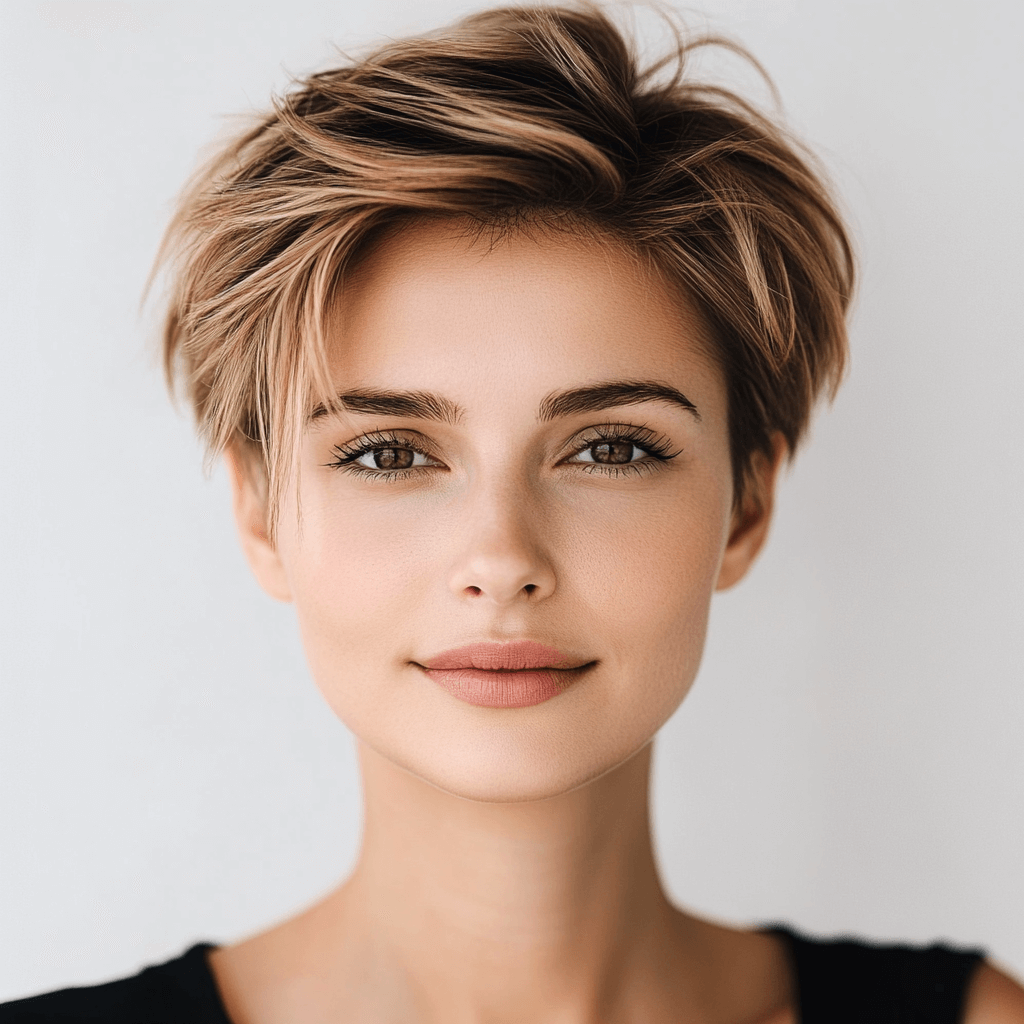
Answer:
[{"xmin": 157, "ymin": 3, "xmax": 854, "ymax": 535}]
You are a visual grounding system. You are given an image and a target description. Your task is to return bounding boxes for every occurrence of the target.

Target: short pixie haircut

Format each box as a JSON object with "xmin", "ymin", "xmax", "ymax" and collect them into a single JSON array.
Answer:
[{"xmin": 158, "ymin": 3, "xmax": 854, "ymax": 534}]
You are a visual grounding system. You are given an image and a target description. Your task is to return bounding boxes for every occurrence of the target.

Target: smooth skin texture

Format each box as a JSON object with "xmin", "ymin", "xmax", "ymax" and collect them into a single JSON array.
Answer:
[
  {"xmin": 245, "ymin": 222, "xmax": 758, "ymax": 806},
  {"xmin": 214, "ymin": 221, "xmax": 1024, "ymax": 1024}
]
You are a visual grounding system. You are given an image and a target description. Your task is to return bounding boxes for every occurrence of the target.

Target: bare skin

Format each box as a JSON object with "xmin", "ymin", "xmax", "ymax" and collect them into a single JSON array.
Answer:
[
  {"xmin": 210, "ymin": 219, "xmax": 1024, "ymax": 1024},
  {"xmin": 211, "ymin": 745, "xmax": 793, "ymax": 1024}
]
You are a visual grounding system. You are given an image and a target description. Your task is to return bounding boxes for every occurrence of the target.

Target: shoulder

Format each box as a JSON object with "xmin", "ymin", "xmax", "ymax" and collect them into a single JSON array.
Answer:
[
  {"xmin": 0, "ymin": 945, "xmax": 229, "ymax": 1024},
  {"xmin": 770, "ymin": 925, "xmax": 991, "ymax": 1023},
  {"xmin": 963, "ymin": 962, "xmax": 1024, "ymax": 1023}
]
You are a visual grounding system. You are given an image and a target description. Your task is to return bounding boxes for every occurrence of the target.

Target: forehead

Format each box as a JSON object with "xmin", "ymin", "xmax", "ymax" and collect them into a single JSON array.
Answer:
[{"xmin": 328, "ymin": 218, "xmax": 722, "ymax": 403}]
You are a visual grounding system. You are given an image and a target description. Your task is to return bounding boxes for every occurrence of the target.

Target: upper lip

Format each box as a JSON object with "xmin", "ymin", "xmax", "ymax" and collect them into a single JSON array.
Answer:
[{"xmin": 418, "ymin": 641, "xmax": 591, "ymax": 672}]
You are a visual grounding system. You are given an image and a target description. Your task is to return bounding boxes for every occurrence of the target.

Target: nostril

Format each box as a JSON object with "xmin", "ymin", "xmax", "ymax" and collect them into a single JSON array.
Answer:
[
  {"xmin": 523, "ymin": 584, "xmax": 537, "ymax": 595},
  {"xmin": 466, "ymin": 586, "xmax": 482, "ymax": 596}
]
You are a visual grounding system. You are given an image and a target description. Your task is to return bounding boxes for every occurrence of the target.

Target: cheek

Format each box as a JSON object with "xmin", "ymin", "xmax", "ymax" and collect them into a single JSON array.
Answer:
[
  {"xmin": 562, "ymin": 482, "xmax": 728, "ymax": 693},
  {"xmin": 558, "ymin": 452, "xmax": 730, "ymax": 593},
  {"xmin": 282, "ymin": 494, "xmax": 437, "ymax": 695}
]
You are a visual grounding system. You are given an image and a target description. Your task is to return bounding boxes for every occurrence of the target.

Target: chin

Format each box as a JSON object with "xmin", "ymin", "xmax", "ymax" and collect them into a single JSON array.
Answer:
[
  {"xmin": 409, "ymin": 752, "xmax": 627, "ymax": 804},
  {"xmin": 364, "ymin": 699, "xmax": 667, "ymax": 804}
]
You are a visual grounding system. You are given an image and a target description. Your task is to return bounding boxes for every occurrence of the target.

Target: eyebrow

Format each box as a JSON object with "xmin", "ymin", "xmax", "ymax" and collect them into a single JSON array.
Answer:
[
  {"xmin": 537, "ymin": 379, "xmax": 700, "ymax": 422},
  {"xmin": 310, "ymin": 379, "xmax": 700, "ymax": 424},
  {"xmin": 310, "ymin": 389, "xmax": 462, "ymax": 424}
]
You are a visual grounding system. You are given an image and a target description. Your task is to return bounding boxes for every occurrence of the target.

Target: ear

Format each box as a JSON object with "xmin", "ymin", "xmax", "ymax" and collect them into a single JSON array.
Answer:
[
  {"xmin": 224, "ymin": 445, "xmax": 293, "ymax": 603},
  {"xmin": 715, "ymin": 433, "xmax": 788, "ymax": 592}
]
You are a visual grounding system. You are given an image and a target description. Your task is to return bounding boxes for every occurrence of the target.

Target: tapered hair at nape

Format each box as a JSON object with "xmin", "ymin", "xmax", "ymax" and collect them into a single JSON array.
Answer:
[{"xmin": 156, "ymin": 2, "xmax": 854, "ymax": 537}]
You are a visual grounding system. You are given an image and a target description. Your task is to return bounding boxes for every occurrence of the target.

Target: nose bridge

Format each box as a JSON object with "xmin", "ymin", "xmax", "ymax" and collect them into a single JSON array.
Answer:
[{"xmin": 447, "ymin": 465, "xmax": 555, "ymax": 604}]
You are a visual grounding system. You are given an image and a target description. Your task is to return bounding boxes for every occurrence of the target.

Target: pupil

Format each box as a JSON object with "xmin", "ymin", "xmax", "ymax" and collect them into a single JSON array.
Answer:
[
  {"xmin": 373, "ymin": 447, "xmax": 414, "ymax": 469},
  {"xmin": 592, "ymin": 441, "xmax": 634, "ymax": 464}
]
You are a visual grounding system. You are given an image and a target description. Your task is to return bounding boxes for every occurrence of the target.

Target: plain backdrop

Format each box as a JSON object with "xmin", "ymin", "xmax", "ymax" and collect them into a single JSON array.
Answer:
[{"xmin": 1, "ymin": 0, "xmax": 1022, "ymax": 1001}]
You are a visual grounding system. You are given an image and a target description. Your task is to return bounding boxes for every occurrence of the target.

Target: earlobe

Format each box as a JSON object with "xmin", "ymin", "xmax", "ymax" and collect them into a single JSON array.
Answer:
[
  {"xmin": 715, "ymin": 434, "xmax": 788, "ymax": 592},
  {"xmin": 224, "ymin": 445, "xmax": 293, "ymax": 603}
]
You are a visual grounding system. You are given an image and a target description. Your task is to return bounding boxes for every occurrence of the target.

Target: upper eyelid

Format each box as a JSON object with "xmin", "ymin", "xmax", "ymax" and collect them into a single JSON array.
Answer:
[
  {"xmin": 567, "ymin": 423, "xmax": 660, "ymax": 443},
  {"xmin": 333, "ymin": 429, "xmax": 433, "ymax": 452},
  {"xmin": 330, "ymin": 423, "xmax": 674, "ymax": 463},
  {"xmin": 561, "ymin": 424, "xmax": 675, "ymax": 455},
  {"xmin": 338, "ymin": 422, "xmax": 664, "ymax": 445}
]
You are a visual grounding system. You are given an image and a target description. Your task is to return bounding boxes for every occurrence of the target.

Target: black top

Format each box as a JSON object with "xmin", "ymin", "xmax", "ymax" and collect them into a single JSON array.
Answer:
[
  {"xmin": 0, "ymin": 944, "xmax": 229, "ymax": 1024},
  {"xmin": 772, "ymin": 926, "xmax": 984, "ymax": 1024},
  {"xmin": 0, "ymin": 927, "xmax": 984, "ymax": 1023}
]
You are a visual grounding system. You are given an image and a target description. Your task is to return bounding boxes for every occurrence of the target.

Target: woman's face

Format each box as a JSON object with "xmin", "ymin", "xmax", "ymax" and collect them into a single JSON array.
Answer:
[{"xmin": 238, "ymin": 219, "xmax": 773, "ymax": 802}]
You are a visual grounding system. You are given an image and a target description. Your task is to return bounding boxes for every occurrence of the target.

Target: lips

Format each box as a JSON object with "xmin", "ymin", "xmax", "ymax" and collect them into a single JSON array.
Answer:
[{"xmin": 416, "ymin": 641, "xmax": 594, "ymax": 708}]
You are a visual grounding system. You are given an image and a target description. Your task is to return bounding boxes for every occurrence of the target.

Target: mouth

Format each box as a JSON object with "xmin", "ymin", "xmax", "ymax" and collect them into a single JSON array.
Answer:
[{"xmin": 413, "ymin": 641, "xmax": 596, "ymax": 709}]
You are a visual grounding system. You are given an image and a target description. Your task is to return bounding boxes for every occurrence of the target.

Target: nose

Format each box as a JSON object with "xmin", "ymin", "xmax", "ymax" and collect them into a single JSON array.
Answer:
[{"xmin": 446, "ymin": 480, "xmax": 557, "ymax": 605}]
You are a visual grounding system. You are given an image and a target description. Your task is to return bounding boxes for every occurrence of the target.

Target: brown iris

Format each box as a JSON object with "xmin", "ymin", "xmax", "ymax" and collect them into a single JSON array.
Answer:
[
  {"xmin": 371, "ymin": 447, "xmax": 415, "ymax": 469},
  {"xmin": 590, "ymin": 441, "xmax": 635, "ymax": 464}
]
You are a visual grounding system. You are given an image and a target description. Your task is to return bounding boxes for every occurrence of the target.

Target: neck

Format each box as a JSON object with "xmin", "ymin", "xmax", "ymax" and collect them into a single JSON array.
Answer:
[
  {"xmin": 338, "ymin": 740, "xmax": 687, "ymax": 1022},
  {"xmin": 211, "ymin": 741, "xmax": 793, "ymax": 1024}
]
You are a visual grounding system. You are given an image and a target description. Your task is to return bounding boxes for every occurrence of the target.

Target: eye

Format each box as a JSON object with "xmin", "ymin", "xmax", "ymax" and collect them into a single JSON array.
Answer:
[
  {"xmin": 562, "ymin": 425, "xmax": 680, "ymax": 476},
  {"xmin": 326, "ymin": 431, "xmax": 444, "ymax": 480},
  {"xmin": 571, "ymin": 440, "xmax": 649, "ymax": 465},
  {"xmin": 352, "ymin": 446, "xmax": 432, "ymax": 471}
]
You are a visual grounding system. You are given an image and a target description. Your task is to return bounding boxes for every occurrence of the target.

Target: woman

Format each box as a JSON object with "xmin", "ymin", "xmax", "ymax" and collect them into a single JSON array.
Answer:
[{"xmin": 3, "ymin": 4, "xmax": 1022, "ymax": 1022}]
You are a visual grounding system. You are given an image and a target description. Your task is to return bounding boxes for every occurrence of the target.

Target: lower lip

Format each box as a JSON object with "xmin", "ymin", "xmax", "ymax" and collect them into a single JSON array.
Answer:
[{"xmin": 422, "ymin": 666, "xmax": 590, "ymax": 708}]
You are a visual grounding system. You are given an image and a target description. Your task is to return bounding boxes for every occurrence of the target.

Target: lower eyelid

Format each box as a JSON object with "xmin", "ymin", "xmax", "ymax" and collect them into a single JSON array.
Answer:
[{"xmin": 578, "ymin": 458, "xmax": 661, "ymax": 474}]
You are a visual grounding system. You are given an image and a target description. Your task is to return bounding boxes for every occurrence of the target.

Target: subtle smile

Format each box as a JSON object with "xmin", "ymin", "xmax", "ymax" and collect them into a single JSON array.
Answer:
[{"xmin": 413, "ymin": 641, "xmax": 597, "ymax": 709}]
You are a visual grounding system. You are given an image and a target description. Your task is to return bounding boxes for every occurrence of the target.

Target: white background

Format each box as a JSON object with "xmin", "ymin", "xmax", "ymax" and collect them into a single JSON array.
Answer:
[{"xmin": 2, "ymin": 0, "xmax": 1022, "ymax": 1001}]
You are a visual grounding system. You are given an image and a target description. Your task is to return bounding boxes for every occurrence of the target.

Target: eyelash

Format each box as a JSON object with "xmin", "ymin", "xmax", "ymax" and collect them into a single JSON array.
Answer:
[
  {"xmin": 568, "ymin": 424, "xmax": 680, "ymax": 477},
  {"xmin": 326, "ymin": 425, "xmax": 681, "ymax": 482}
]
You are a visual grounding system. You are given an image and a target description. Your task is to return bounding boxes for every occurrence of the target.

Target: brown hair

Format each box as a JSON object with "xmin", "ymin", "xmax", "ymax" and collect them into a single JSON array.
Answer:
[{"xmin": 156, "ymin": 3, "xmax": 854, "ymax": 536}]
